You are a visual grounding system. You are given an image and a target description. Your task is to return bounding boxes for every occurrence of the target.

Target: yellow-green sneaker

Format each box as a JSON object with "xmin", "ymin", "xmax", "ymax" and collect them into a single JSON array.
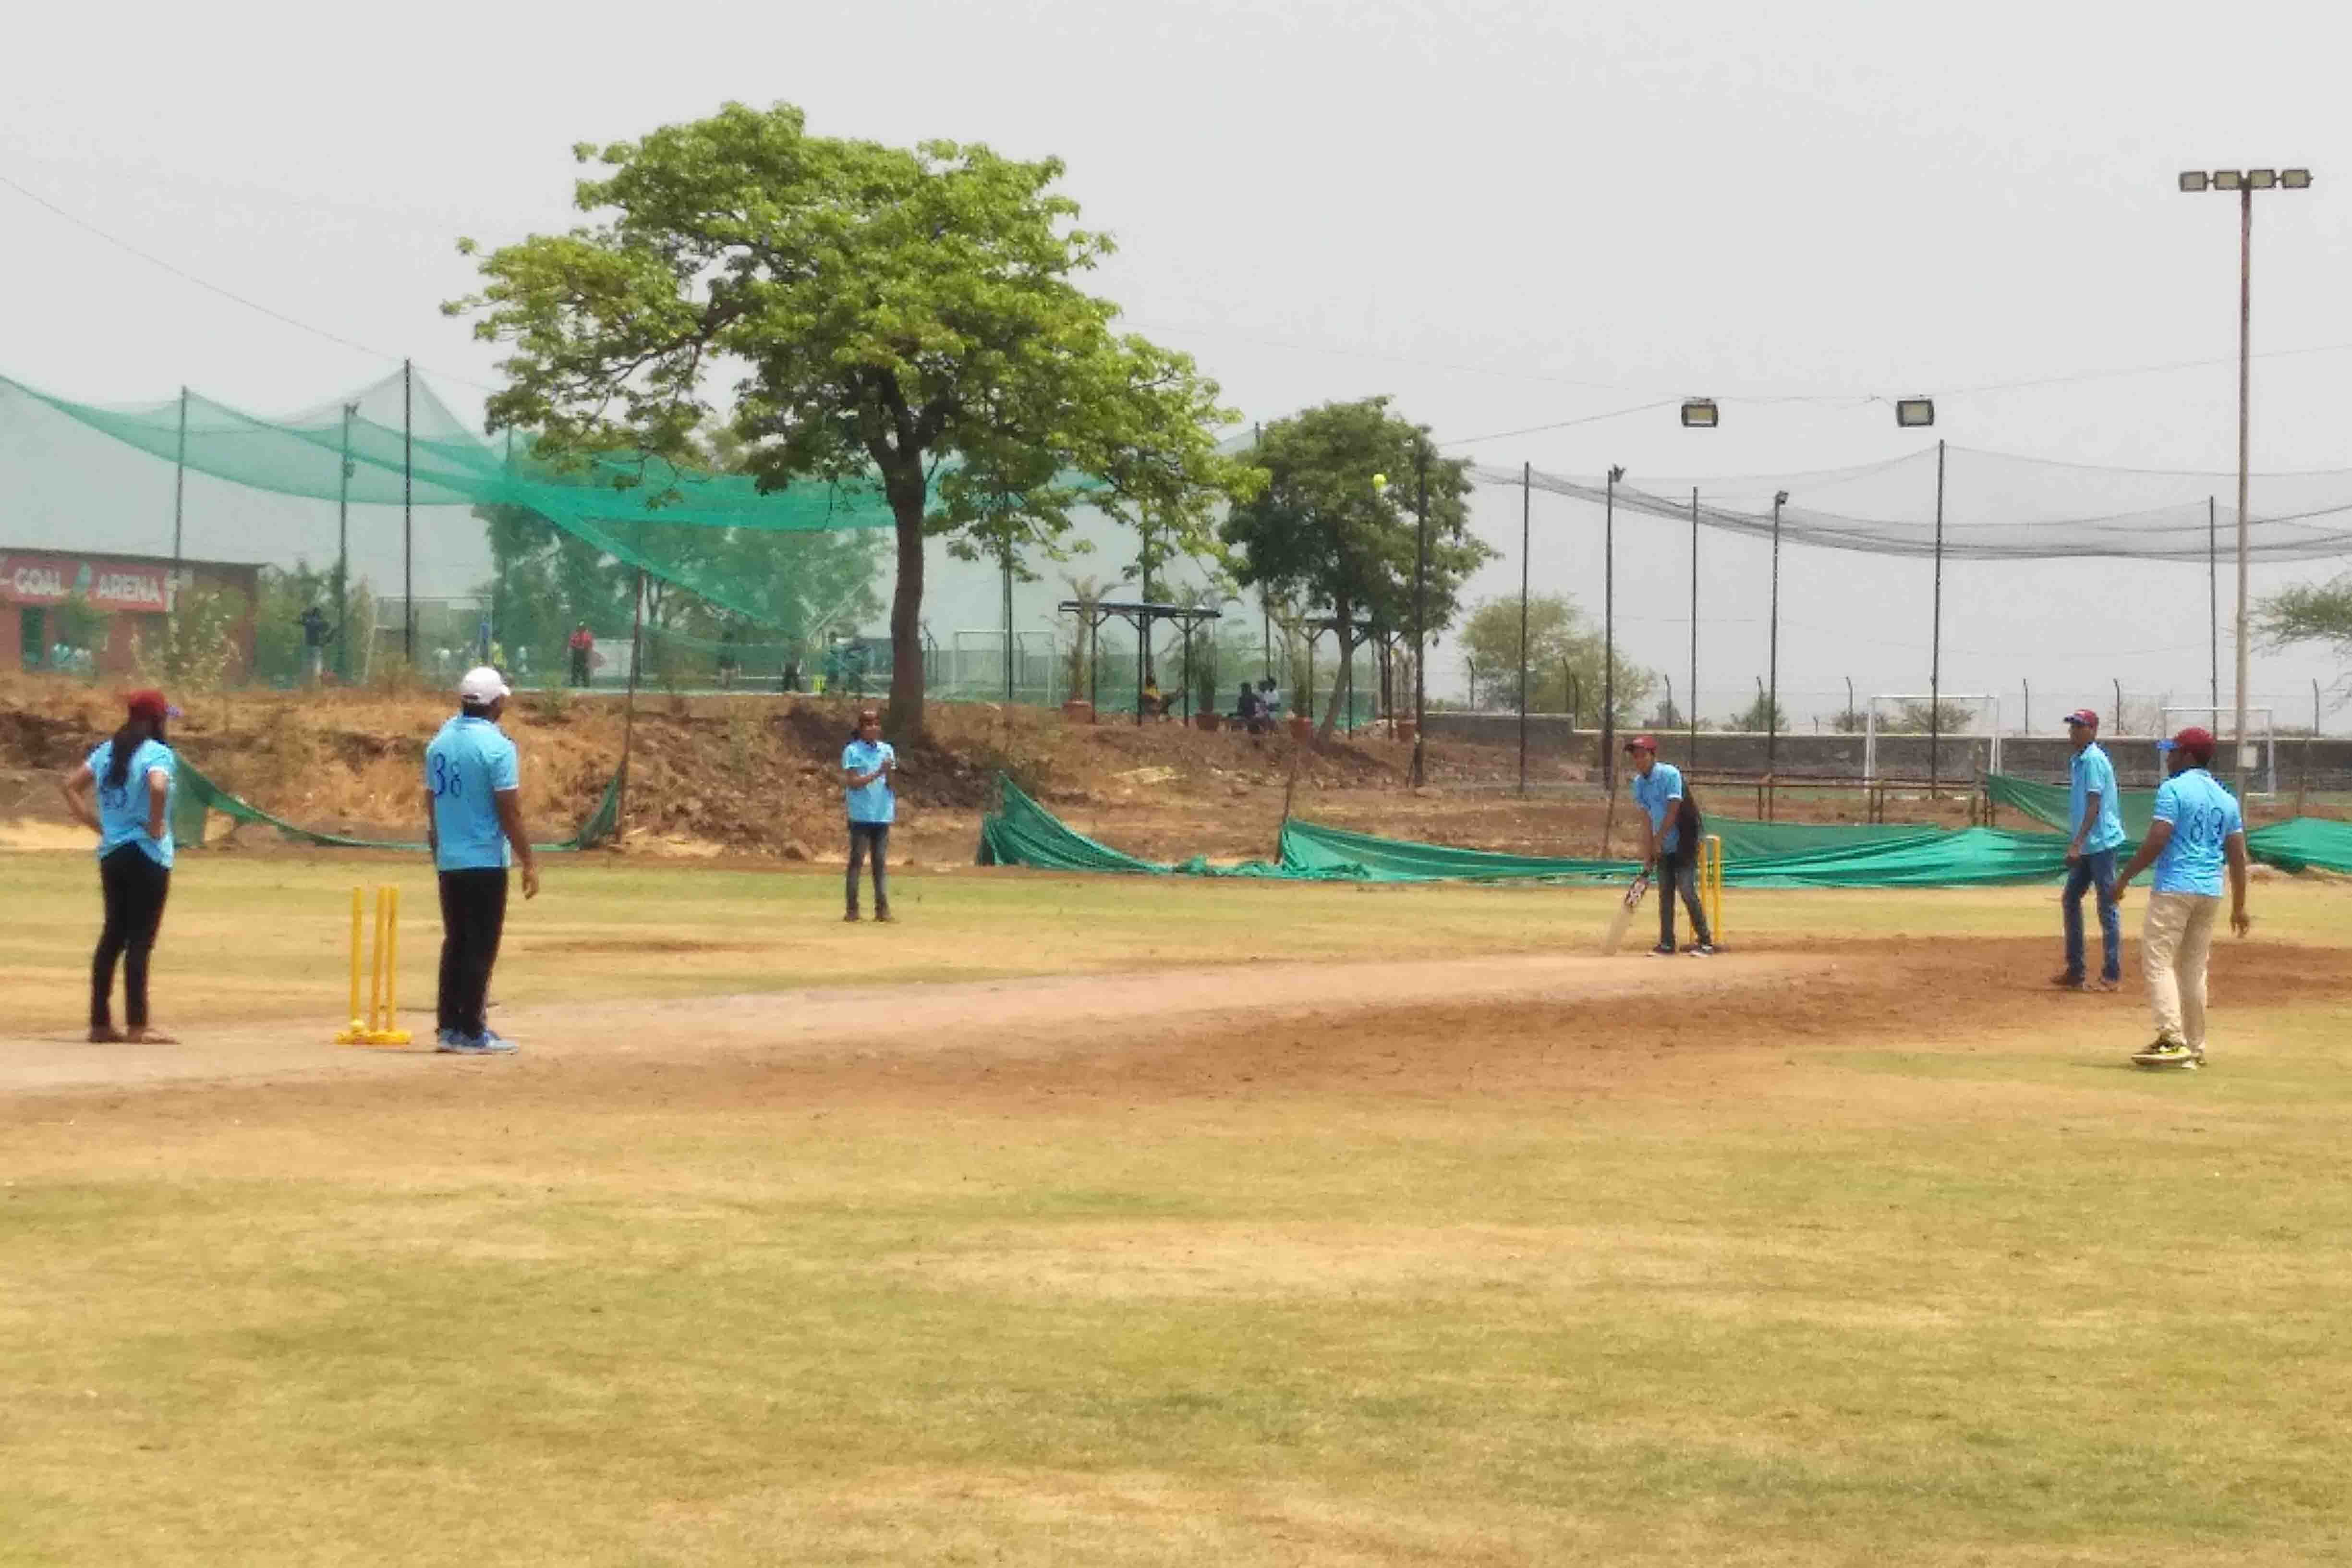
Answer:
[{"xmin": 2132, "ymin": 1040, "xmax": 2197, "ymax": 1070}]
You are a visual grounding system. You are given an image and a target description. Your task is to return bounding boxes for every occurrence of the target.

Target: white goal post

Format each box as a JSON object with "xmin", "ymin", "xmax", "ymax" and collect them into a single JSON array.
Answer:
[
  {"xmin": 2161, "ymin": 706, "xmax": 2276, "ymax": 797},
  {"xmin": 1863, "ymin": 694, "xmax": 2002, "ymax": 786}
]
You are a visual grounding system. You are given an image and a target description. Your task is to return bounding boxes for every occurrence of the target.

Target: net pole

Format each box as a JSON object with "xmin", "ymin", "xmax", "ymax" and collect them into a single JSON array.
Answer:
[
  {"xmin": 336, "ymin": 403, "xmax": 352, "ymax": 683},
  {"xmin": 1517, "ymin": 460, "xmax": 1529, "ymax": 795},
  {"xmin": 619, "ymin": 566, "xmax": 645, "ymax": 836},
  {"xmin": 402, "ymin": 359, "xmax": 415, "ymax": 667},
  {"xmin": 170, "ymin": 387, "xmax": 187, "ymax": 568},
  {"xmin": 1001, "ymin": 525, "xmax": 1014, "ymax": 705},
  {"xmin": 1411, "ymin": 445, "xmax": 1429, "ymax": 787},
  {"xmin": 1602, "ymin": 467, "xmax": 1617, "ymax": 791},
  {"xmin": 1930, "ymin": 439, "xmax": 1944, "ymax": 802},
  {"xmin": 1689, "ymin": 487, "xmax": 1699, "ymax": 768}
]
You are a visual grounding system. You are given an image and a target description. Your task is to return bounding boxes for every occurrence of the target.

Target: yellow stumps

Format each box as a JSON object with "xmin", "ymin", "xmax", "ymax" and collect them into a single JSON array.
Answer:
[
  {"xmin": 334, "ymin": 884, "xmax": 413, "ymax": 1045},
  {"xmin": 1698, "ymin": 835, "xmax": 1724, "ymax": 944}
]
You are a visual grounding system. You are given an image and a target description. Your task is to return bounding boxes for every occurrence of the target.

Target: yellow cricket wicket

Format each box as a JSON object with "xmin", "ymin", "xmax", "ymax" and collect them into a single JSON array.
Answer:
[
  {"xmin": 334, "ymin": 884, "xmax": 413, "ymax": 1046},
  {"xmin": 1699, "ymin": 834, "xmax": 1725, "ymax": 944}
]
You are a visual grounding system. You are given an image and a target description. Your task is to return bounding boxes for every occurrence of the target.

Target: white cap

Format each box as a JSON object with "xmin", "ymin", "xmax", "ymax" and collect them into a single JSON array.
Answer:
[{"xmin": 458, "ymin": 666, "xmax": 511, "ymax": 705}]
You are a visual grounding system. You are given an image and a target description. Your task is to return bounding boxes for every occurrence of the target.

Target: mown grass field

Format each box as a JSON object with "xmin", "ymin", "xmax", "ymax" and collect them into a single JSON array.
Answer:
[{"xmin": 5, "ymin": 851, "xmax": 2350, "ymax": 1566}]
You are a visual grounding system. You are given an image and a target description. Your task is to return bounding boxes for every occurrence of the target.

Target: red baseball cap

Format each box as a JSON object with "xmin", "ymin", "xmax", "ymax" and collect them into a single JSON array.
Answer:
[
  {"xmin": 2159, "ymin": 726, "xmax": 2217, "ymax": 763},
  {"xmin": 2062, "ymin": 709, "xmax": 2098, "ymax": 728},
  {"xmin": 1624, "ymin": 734, "xmax": 1658, "ymax": 753},
  {"xmin": 124, "ymin": 689, "xmax": 181, "ymax": 722}
]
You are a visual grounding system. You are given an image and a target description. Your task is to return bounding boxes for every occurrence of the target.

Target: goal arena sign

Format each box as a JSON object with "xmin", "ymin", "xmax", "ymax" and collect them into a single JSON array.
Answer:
[{"xmin": 0, "ymin": 554, "xmax": 170, "ymax": 611}]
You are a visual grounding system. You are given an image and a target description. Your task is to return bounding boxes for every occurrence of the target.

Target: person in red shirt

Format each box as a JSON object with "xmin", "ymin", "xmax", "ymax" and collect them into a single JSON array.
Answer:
[{"xmin": 567, "ymin": 623, "xmax": 596, "ymax": 688}]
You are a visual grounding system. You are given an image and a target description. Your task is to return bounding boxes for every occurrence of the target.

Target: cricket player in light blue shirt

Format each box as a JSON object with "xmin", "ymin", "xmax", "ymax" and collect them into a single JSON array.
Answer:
[
  {"xmin": 424, "ymin": 666, "xmax": 539, "ymax": 1054},
  {"xmin": 841, "ymin": 706, "xmax": 897, "ymax": 921},
  {"xmin": 59, "ymin": 688, "xmax": 182, "ymax": 1042},
  {"xmin": 1626, "ymin": 735, "xmax": 1713, "ymax": 956},
  {"xmin": 2112, "ymin": 727, "xmax": 2249, "ymax": 1069},
  {"xmin": 2055, "ymin": 709, "xmax": 2126, "ymax": 989}
]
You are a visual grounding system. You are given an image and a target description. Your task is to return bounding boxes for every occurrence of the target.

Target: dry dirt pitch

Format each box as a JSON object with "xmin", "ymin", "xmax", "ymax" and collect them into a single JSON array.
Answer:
[{"xmin": 5, "ymin": 852, "xmax": 2352, "ymax": 1567}]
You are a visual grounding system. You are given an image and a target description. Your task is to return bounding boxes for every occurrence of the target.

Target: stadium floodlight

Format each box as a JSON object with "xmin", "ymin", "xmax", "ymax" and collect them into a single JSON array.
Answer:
[
  {"xmin": 1896, "ymin": 397, "xmax": 1935, "ymax": 428},
  {"xmin": 2179, "ymin": 170, "xmax": 2210, "ymax": 192},
  {"xmin": 1680, "ymin": 399, "xmax": 1719, "ymax": 428},
  {"xmin": 2178, "ymin": 159, "xmax": 2315, "ymax": 795}
]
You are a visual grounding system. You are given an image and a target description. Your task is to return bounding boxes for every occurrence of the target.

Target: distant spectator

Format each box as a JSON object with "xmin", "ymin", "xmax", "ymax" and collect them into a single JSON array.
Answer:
[
  {"xmin": 1258, "ymin": 678, "xmax": 1282, "ymax": 721},
  {"xmin": 1142, "ymin": 676, "xmax": 1167, "ymax": 720},
  {"xmin": 568, "ymin": 622, "xmax": 595, "ymax": 687},
  {"xmin": 297, "ymin": 605, "xmax": 333, "ymax": 684},
  {"xmin": 1237, "ymin": 682, "xmax": 1265, "ymax": 733},
  {"xmin": 717, "ymin": 627, "xmax": 740, "ymax": 690},
  {"xmin": 841, "ymin": 706, "xmax": 896, "ymax": 923},
  {"xmin": 782, "ymin": 658, "xmax": 800, "ymax": 694}
]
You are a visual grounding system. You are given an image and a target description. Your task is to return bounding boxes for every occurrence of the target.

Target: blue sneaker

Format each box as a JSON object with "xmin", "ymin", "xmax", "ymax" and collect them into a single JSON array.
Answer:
[
  {"xmin": 439, "ymin": 1031, "xmax": 519, "ymax": 1056},
  {"xmin": 434, "ymin": 1026, "xmax": 463, "ymax": 1050}
]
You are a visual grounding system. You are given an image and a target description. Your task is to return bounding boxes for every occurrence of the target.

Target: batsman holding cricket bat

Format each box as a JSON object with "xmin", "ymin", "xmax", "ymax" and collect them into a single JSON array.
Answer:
[{"xmin": 1626, "ymin": 736, "xmax": 1715, "ymax": 956}]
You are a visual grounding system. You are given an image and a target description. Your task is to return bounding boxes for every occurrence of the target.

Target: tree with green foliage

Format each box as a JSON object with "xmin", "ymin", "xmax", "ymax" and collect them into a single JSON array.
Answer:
[
  {"xmin": 1221, "ymin": 399, "xmax": 1491, "ymax": 740},
  {"xmin": 451, "ymin": 101, "xmax": 1254, "ymax": 736},
  {"xmin": 2259, "ymin": 578, "xmax": 2352, "ymax": 674},
  {"xmin": 1455, "ymin": 594, "xmax": 1654, "ymax": 724}
]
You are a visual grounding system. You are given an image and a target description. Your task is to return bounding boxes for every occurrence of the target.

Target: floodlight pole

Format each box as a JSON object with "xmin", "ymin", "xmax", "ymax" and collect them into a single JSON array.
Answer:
[
  {"xmin": 2208, "ymin": 495, "xmax": 2219, "ymax": 716},
  {"xmin": 1930, "ymin": 439, "xmax": 1945, "ymax": 802},
  {"xmin": 1689, "ymin": 487, "xmax": 1700, "ymax": 767},
  {"xmin": 2233, "ymin": 182, "xmax": 2253, "ymax": 794},
  {"xmin": 1767, "ymin": 490, "xmax": 1785, "ymax": 780},
  {"xmin": 1411, "ymin": 443, "xmax": 1430, "ymax": 788}
]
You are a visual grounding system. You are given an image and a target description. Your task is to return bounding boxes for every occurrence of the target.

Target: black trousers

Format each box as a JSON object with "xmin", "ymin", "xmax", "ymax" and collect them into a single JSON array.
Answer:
[
  {"xmin": 846, "ymin": 823, "xmax": 889, "ymax": 913},
  {"xmin": 436, "ymin": 868, "xmax": 509, "ymax": 1038},
  {"xmin": 92, "ymin": 844, "xmax": 170, "ymax": 1030}
]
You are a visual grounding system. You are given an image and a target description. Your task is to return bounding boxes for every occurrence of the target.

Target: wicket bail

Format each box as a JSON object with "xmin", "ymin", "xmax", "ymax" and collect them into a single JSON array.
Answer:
[
  {"xmin": 1698, "ymin": 835, "xmax": 1725, "ymax": 944},
  {"xmin": 335, "ymin": 884, "xmax": 412, "ymax": 1045}
]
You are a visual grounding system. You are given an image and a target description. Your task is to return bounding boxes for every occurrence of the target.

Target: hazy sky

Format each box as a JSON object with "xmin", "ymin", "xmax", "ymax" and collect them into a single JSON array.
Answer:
[{"xmin": 7, "ymin": 0, "xmax": 2351, "ymax": 729}]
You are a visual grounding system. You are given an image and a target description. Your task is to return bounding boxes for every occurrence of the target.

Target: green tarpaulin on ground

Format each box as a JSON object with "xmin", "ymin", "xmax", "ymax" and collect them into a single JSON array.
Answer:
[
  {"xmin": 176, "ymin": 758, "xmax": 622, "ymax": 853},
  {"xmin": 976, "ymin": 777, "xmax": 2352, "ymax": 887}
]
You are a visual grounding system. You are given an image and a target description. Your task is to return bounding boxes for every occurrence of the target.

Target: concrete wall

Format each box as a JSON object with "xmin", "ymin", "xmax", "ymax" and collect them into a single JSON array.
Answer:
[{"xmin": 1422, "ymin": 711, "xmax": 2352, "ymax": 790}]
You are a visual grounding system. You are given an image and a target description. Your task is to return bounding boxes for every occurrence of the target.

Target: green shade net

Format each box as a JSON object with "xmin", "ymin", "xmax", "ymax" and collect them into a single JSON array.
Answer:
[
  {"xmin": 1982, "ymin": 772, "xmax": 2159, "ymax": 838},
  {"xmin": 978, "ymin": 777, "xmax": 2352, "ymax": 886},
  {"xmin": 174, "ymin": 758, "xmax": 621, "ymax": 854}
]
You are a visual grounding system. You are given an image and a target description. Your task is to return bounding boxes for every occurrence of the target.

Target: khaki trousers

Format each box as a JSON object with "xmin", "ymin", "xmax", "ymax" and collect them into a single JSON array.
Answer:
[{"xmin": 2141, "ymin": 891, "xmax": 2220, "ymax": 1050}]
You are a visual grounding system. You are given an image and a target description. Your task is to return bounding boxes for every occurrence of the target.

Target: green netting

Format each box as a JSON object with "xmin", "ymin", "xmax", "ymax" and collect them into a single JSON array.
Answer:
[
  {"xmin": 2244, "ymin": 817, "xmax": 2352, "ymax": 875},
  {"xmin": 977, "ymin": 777, "xmax": 2352, "ymax": 887},
  {"xmin": 175, "ymin": 757, "xmax": 621, "ymax": 853},
  {"xmin": 1981, "ymin": 772, "xmax": 2159, "ymax": 838}
]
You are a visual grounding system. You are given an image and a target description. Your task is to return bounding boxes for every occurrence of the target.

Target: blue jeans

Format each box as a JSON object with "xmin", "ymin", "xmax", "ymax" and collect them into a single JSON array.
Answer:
[{"xmin": 2061, "ymin": 847, "xmax": 2122, "ymax": 982}]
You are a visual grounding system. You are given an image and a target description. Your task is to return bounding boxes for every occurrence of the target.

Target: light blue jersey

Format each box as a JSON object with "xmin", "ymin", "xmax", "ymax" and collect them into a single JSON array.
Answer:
[
  {"xmin": 2151, "ymin": 768, "xmax": 2242, "ymax": 897},
  {"xmin": 2069, "ymin": 742, "xmax": 2126, "ymax": 853},
  {"xmin": 87, "ymin": 738, "xmax": 175, "ymax": 868},
  {"xmin": 1631, "ymin": 760, "xmax": 1685, "ymax": 853},
  {"xmin": 842, "ymin": 739, "xmax": 896, "ymax": 825},
  {"xmin": 426, "ymin": 714, "xmax": 520, "ymax": 872}
]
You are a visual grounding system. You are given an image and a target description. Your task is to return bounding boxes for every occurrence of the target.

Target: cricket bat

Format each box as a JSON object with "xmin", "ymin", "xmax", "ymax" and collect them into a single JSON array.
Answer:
[{"xmin": 1600, "ymin": 870, "xmax": 1652, "ymax": 956}]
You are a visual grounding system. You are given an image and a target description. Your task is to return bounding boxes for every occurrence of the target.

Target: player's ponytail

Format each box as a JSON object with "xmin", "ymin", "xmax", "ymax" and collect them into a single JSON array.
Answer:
[{"xmin": 103, "ymin": 715, "xmax": 160, "ymax": 791}]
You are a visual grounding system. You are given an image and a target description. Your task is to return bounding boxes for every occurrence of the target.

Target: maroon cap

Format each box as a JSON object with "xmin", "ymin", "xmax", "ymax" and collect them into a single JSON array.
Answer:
[
  {"xmin": 1624, "ymin": 734, "xmax": 1658, "ymax": 753},
  {"xmin": 2161, "ymin": 726, "xmax": 2217, "ymax": 764},
  {"xmin": 2062, "ymin": 709, "xmax": 2098, "ymax": 729},
  {"xmin": 124, "ymin": 689, "xmax": 180, "ymax": 722}
]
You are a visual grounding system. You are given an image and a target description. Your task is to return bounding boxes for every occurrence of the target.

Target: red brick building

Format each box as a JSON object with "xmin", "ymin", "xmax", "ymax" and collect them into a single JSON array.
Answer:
[{"xmin": 1, "ymin": 548, "xmax": 260, "ymax": 679}]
